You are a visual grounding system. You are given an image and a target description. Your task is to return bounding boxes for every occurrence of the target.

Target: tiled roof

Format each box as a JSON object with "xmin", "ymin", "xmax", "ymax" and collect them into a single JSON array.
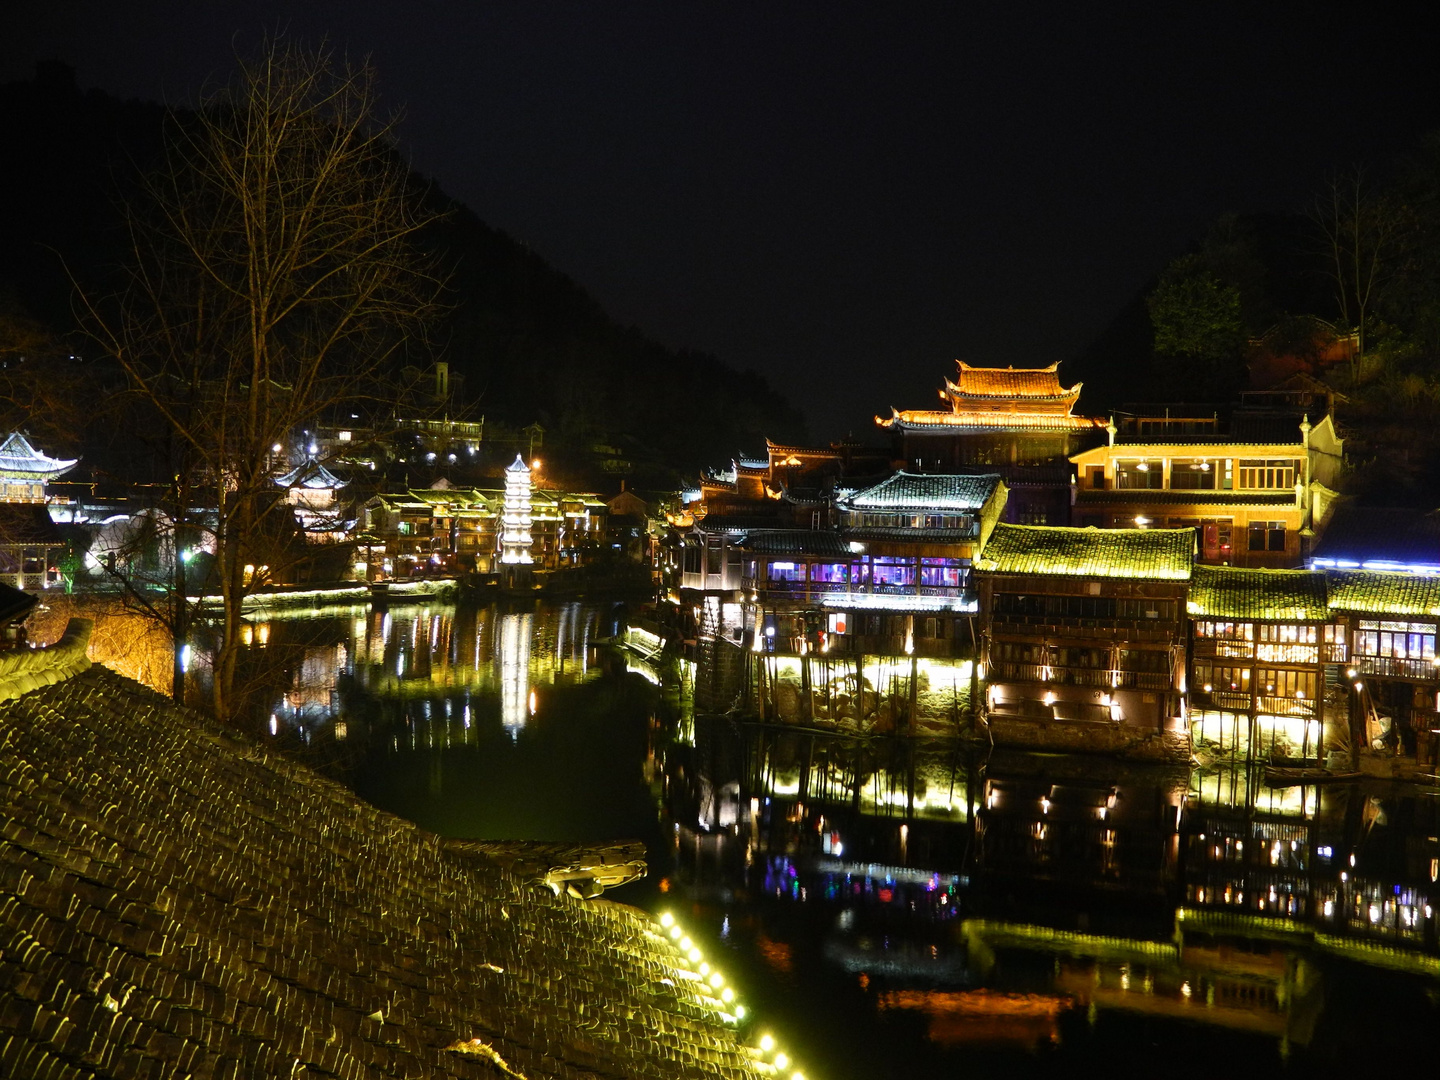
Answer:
[
  {"xmin": 735, "ymin": 530, "xmax": 852, "ymax": 556},
  {"xmin": 1311, "ymin": 505, "xmax": 1440, "ymax": 570},
  {"xmin": 1325, "ymin": 570, "xmax": 1440, "ymax": 617},
  {"xmin": 842, "ymin": 471, "xmax": 1002, "ymax": 511},
  {"xmin": 1075, "ymin": 489, "xmax": 1298, "ymax": 506},
  {"xmin": 879, "ymin": 409, "xmax": 1099, "ymax": 431},
  {"xmin": 275, "ymin": 458, "xmax": 345, "ymax": 489},
  {"xmin": 976, "ymin": 524, "xmax": 1194, "ymax": 580},
  {"xmin": 0, "ymin": 664, "xmax": 770, "ymax": 1079},
  {"xmin": 0, "ymin": 432, "xmax": 77, "ymax": 481},
  {"xmin": 948, "ymin": 362, "xmax": 1075, "ymax": 400},
  {"xmin": 695, "ymin": 512, "xmax": 782, "ymax": 533},
  {"xmin": 1188, "ymin": 566, "xmax": 1330, "ymax": 621},
  {"xmin": 843, "ymin": 526, "xmax": 980, "ymax": 543}
]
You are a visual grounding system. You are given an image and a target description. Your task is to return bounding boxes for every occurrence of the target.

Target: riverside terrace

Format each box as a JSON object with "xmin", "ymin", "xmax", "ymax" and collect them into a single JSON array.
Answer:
[{"xmin": 0, "ymin": 622, "xmax": 786, "ymax": 1080}]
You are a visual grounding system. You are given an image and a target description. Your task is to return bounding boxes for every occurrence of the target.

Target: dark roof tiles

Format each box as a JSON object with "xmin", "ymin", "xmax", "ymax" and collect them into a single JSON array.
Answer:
[
  {"xmin": 977, "ymin": 524, "xmax": 1195, "ymax": 580},
  {"xmin": 1187, "ymin": 566, "xmax": 1330, "ymax": 621},
  {"xmin": 0, "ymin": 668, "xmax": 768, "ymax": 1079},
  {"xmin": 842, "ymin": 471, "xmax": 1003, "ymax": 512}
]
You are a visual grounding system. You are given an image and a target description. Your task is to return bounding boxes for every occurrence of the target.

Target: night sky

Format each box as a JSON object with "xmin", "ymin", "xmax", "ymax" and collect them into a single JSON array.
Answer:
[{"xmin": 9, "ymin": 3, "xmax": 1439, "ymax": 439}]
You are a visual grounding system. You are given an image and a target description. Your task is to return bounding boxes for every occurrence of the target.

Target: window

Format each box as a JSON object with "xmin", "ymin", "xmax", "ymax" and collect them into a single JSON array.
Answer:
[
  {"xmin": 765, "ymin": 560, "xmax": 803, "ymax": 583},
  {"xmin": 1088, "ymin": 466, "xmax": 1106, "ymax": 489},
  {"xmin": 1247, "ymin": 521, "xmax": 1286, "ymax": 552},
  {"xmin": 809, "ymin": 562, "xmax": 850, "ymax": 584},
  {"xmin": 1354, "ymin": 620, "xmax": 1437, "ymax": 660},
  {"xmin": 1116, "ymin": 459, "xmax": 1164, "ymax": 489},
  {"xmin": 1170, "ymin": 459, "xmax": 1217, "ymax": 490},
  {"xmin": 919, "ymin": 558, "xmax": 965, "ymax": 588},
  {"xmin": 1238, "ymin": 459, "xmax": 1297, "ymax": 489},
  {"xmin": 870, "ymin": 556, "xmax": 915, "ymax": 588}
]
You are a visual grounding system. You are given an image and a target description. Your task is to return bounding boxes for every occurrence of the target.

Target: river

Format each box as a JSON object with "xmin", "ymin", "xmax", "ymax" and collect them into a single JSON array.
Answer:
[{"xmin": 57, "ymin": 595, "xmax": 1440, "ymax": 1077}]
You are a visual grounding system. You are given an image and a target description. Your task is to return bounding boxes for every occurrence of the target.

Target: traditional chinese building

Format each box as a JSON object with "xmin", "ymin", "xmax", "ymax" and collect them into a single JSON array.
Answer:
[
  {"xmin": 876, "ymin": 361, "xmax": 1105, "ymax": 526},
  {"xmin": 1186, "ymin": 565, "xmax": 1338, "ymax": 764},
  {"xmin": 1070, "ymin": 411, "xmax": 1343, "ymax": 567},
  {"xmin": 975, "ymin": 524, "xmax": 1194, "ymax": 752},
  {"xmin": 0, "ymin": 431, "xmax": 77, "ymax": 590},
  {"xmin": 275, "ymin": 457, "xmax": 351, "ymax": 542}
]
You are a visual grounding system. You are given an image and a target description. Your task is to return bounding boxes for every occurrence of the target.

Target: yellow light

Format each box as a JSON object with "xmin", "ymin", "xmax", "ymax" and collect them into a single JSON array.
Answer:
[
  {"xmin": 721, "ymin": 987, "xmax": 735, "ymax": 1002},
  {"xmin": 660, "ymin": 912, "xmax": 674, "ymax": 927},
  {"xmin": 699, "ymin": 962, "xmax": 711, "ymax": 975},
  {"xmin": 668, "ymin": 926, "xmax": 681, "ymax": 940},
  {"xmin": 759, "ymin": 1034, "xmax": 775, "ymax": 1053},
  {"xmin": 775, "ymin": 1052, "xmax": 790, "ymax": 1069},
  {"xmin": 708, "ymin": 972, "xmax": 724, "ymax": 988},
  {"xmin": 792, "ymin": 1073, "xmax": 806, "ymax": 1080},
  {"xmin": 688, "ymin": 948, "xmax": 701, "ymax": 962},
  {"xmin": 680, "ymin": 937, "xmax": 693, "ymax": 951},
  {"xmin": 735, "ymin": 1005, "xmax": 747, "ymax": 1019}
]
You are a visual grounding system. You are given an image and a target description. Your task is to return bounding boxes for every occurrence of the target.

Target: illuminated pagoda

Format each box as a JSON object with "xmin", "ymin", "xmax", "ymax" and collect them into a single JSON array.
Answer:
[
  {"xmin": 499, "ymin": 454, "xmax": 534, "ymax": 588},
  {"xmin": 877, "ymin": 362, "xmax": 1105, "ymax": 526},
  {"xmin": 0, "ymin": 432, "xmax": 78, "ymax": 590}
]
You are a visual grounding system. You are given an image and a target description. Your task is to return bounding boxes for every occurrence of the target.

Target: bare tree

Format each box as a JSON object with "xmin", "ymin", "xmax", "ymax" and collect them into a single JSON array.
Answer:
[
  {"xmin": 1310, "ymin": 168, "xmax": 1411, "ymax": 379},
  {"xmin": 82, "ymin": 38, "xmax": 443, "ymax": 725}
]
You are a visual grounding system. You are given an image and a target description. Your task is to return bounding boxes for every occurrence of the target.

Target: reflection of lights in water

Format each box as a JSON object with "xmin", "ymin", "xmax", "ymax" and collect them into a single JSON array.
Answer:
[{"xmin": 498, "ymin": 612, "xmax": 533, "ymax": 737}]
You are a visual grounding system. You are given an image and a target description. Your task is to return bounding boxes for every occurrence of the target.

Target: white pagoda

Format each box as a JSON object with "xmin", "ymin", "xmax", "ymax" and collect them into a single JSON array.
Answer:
[{"xmin": 500, "ymin": 455, "xmax": 535, "ymax": 568}]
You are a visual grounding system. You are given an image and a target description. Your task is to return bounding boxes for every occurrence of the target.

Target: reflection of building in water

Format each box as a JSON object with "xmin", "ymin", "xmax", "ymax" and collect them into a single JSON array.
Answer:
[{"xmin": 497, "ymin": 612, "xmax": 533, "ymax": 737}]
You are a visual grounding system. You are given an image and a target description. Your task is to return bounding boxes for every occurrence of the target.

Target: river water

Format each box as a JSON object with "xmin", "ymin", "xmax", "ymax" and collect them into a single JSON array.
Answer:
[{"xmin": 174, "ymin": 598, "xmax": 1440, "ymax": 1077}]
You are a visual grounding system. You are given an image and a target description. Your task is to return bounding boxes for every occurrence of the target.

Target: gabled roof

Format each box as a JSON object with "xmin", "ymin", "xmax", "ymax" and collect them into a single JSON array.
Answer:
[
  {"xmin": 0, "ymin": 581, "xmax": 37, "ymax": 624},
  {"xmin": 976, "ymin": 524, "xmax": 1194, "ymax": 580},
  {"xmin": 1310, "ymin": 505, "xmax": 1440, "ymax": 571},
  {"xmin": 275, "ymin": 458, "xmax": 345, "ymax": 489},
  {"xmin": 1325, "ymin": 570, "xmax": 1440, "ymax": 618},
  {"xmin": 878, "ymin": 407, "xmax": 1101, "ymax": 431},
  {"xmin": 1188, "ymin": 566, "xmax": 1330, "ymax": 621},
  {"xmin": 0, "ymin": 431, "xmax": 77, "ymax": 482},
  {"xmin": 841, "ymin": 471, "xmax": 1003, "ymax": 512}
]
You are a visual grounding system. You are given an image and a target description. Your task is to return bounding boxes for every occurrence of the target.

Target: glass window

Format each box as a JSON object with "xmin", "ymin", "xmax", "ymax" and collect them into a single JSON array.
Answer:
[
  {"xmin": 1116, "ymin": 459, "xmax": 1165, "ymax": 489},
  {"xmin": 1170, "ymin": 460, "xmax": 1218, "ymax": 490},
  {"xmin": 809, "ymin": 563, "xmax": 850, "ymax": 584},
  {"xmin": 766, "ymin": 560, "xmax": 804, "ymax": 582},
  {"xmin": 870, "ymin": 557, "xmax": 915, "ymax": 587},
  {"xmin": 1238, "ymin": 459, "xmax": 1298, "ymax": 489}
]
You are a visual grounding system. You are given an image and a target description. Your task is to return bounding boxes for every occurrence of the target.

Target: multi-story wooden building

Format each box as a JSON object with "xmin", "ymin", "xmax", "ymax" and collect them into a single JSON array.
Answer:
[
  {"xmin": 876, "ymin": 362, "xmax": 1105, "ymax": 526},
  {"xmin": 1070, "ymin": 412, "xmax": 1343, "ymax": 567},
  {"xmin": 0, "ymin": 432, "xmax": 77, "ymax": 591},
  {"xmin": 975, "ymin": 524, "xmax": 1194, "ymax": 734},
  {"xmin": 1186, "ymin": 565, "xmax": 1338, "ymax": 763}
]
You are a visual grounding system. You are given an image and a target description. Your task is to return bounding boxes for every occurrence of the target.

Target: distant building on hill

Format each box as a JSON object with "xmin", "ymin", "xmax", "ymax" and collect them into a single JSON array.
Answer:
[{"xmin": 0, "ymin": 432, "xmax": 76, "ymax": 590}]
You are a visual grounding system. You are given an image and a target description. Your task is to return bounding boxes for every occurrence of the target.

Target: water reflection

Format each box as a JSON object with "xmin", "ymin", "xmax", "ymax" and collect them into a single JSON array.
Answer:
[
  {"xmin": 661, "ymin": 718, "xmax": 1440, "ymax": 1074},
  {"xmin": 174, "ymin": 598, "xmax": 1438, "ymax": 1073}
]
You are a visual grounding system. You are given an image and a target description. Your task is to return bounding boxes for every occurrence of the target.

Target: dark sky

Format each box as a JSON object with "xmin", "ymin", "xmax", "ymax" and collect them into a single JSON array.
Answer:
[{"xmin": 9, "ymin": 3, "xmax": 1439, "ymax": 439}]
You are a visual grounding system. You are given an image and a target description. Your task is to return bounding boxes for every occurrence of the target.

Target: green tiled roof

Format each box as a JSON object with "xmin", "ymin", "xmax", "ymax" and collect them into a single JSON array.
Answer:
[
  {"xmin": 976, "ymin": 524, "xmax": 1194, "ymax": 580},
  {"xmin": 1188, "ymin": 566, "xmax": 1329, "ymax": 621},
  {"xmin": 843, "ymin": 471, "xmax": 1003, "ymax": 511},
  {"xmin": 1326, "ymin": 569, "xmax": 1440, "ymax": 617}
]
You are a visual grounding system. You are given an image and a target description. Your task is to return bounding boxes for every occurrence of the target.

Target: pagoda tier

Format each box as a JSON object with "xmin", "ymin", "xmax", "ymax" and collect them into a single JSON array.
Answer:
[{"xmin": 877, "ymin": 361, "xmax": 1098, "ymax": 431}]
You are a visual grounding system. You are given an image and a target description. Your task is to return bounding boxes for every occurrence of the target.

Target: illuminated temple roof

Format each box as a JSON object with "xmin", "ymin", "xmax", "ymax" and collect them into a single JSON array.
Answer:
[
  {"xmin": 1325, "ymin": 569, "xmax": 1440, "ymax": 617},
  {"xmin": 842, "ymin": 471, "xmax": 1004, "ymax": 512},
  {"xmin": 274, "ymin": 457, "xmax": 344, "ymax": 489},
  {"xmin": 0, "ymin": 432, "xmax": 77, "ymax": 482},
  {"xmin": 0, "ymin": 649, "xmax": 771, "ymax": 1078},
  {"xmin": 877, "ymin": 362, "xmax": 1101, "ymax": 431},
  {"xmin": 977, "ymin": 524, "xmax": 1195, "ymax": 580},
  {"xmin": 1188, "ymin": 566, "xmax": 1330, "ymax": 621}
]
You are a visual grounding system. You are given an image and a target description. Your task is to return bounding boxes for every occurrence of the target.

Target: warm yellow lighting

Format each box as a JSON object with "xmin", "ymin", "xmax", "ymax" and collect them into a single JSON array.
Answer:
[
  {"xmin": 660, "ymin": 912, "xmax": 674, "ymax": 927},
  {"xmin": 680, "ymin": 937, "xmax": 693, "ymax": 951},
  {"xmin": 532, "ymin": 458, "xmax": 542, "ymax": 471},
  {"xmin": 688, "ymin": 948, "xmax": 701, "ymax": 962},
  {"xmin": 775, "ymin": 1052, "xmax": 790, "ymax": 1069},
  {"xmin": 699, "ymin": 962, "xmax": 711, "ymax": 975},
  {"xmin": 721, "ymin": 986, "xmax": 735, "ymax": 1002},
  {"xmin": 759, "ymin": 1034, "xmax": 775, "ymax": 1053},
  {"xmin": 708, "ymin": 972, "xmax": 723, "ymax": 988}
]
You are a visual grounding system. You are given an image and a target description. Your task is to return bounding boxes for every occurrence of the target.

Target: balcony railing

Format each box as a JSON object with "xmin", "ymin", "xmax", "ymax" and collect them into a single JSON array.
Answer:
[
  {"xmin": 1354, "ymin": 655, "xmax": 1440, "ymax": 680},
  {"xmin": 990, "ymin": 661, "xmax": 1172, "ymax": 690}
]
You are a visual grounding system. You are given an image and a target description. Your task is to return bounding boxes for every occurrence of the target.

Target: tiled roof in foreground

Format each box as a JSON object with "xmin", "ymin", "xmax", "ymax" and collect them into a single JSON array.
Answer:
[
  {"xmin": 1188, "ymin": 566, "xmax": 1330, "ymax": 621},
  {"xmin": 1325, "ymin": 569, "xmax": 1440, "ymax": 617},
  {"xmin": 0, "ymin": 657, "xmax": 768, "ymax": 1079},
  {"xmin": 977, "ymin": 524, "xmax": 1195, "ymax": 580}
]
